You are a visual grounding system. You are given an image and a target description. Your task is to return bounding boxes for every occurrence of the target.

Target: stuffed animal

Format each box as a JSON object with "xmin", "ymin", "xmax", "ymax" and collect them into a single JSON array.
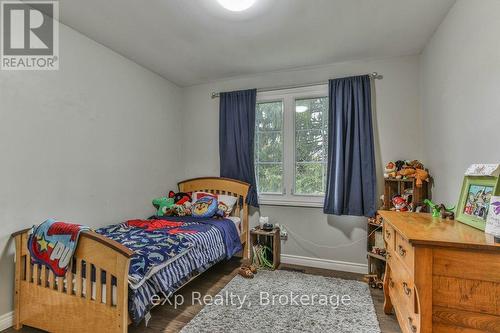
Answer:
[
  {"xmin": 396, "ymin": 166, "xmax": 429, "ymax": 187},
  {"xmin": 384, "ymin": 162, "xmax": 397, "ymax": 178},
  {"xmin": 192, "ymin": 196, "xmax": 218, "ymax": 218},
  {"xmin": 152, "ymin": 197, "xmax": 175, "ymax": 216},
  {"xmin": 414, "ymin": 168, "xmax": 429, "ymax": 187},
  {"xmin": 395, "ymin": 160, "xmax": 408, "ymax": 171},
  {"xmin": 397, "ymin": 167, "xmax": 416, "ymax": 178},
  {"xmin": 408, "ymin": 160, "xmax": 424, "ymax": 170},
  {"xmin": 168, "ymin": 191, "xmax": 192, "ymax": 205},
  {"xmin": 166, "ymin": 203, "xmax": 191, "ymax": 216},
  {"xmin": 391, "ymin": 195, "xmax": 409, "ymax": 212}
]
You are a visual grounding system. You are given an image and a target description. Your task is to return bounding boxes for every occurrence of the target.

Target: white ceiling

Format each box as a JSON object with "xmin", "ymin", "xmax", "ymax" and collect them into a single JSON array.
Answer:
[{"xmin": 57, "ymin": 0, "xmax": 455, "ymax": 86}]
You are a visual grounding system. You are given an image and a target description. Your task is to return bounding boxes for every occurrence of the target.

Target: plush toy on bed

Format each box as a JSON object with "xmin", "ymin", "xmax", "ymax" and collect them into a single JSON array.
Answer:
[
  {"xmin": 192, "ymin": 196, "xmax": 218, "ymax": 218},
  {"xmin": 152, "ymin": 197, "xmax": 175, "ymax": 217},
  {"xmin": 169, "ymin": 191, "xmax": 191, "ymax": 205},
  {"xmin": 163, "ymin": 191, "xmax": 193, "ymax": 216}
]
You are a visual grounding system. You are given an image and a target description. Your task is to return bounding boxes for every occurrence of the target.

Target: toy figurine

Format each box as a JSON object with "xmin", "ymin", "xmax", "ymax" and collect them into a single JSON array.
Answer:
[
  {"xmin": 424, "ymin": 199, "xmax": 455, "ymax": 219},
  {"xmin": 438, "ymin": 204, "xmax": 455, "ymax": 220},
  {"xmin": 364, "ymin": 275, "xmax": 384, "ymax": 289}
]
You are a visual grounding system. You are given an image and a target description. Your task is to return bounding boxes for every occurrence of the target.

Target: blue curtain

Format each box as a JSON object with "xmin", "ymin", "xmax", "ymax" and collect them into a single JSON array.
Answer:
[
  {"xmin": 323, "ymin": 75, "xmax": 377, "ymax": 217},
  {"xmin": 219, "ymin": 89, "xmax": 259, "ymax": 207}
]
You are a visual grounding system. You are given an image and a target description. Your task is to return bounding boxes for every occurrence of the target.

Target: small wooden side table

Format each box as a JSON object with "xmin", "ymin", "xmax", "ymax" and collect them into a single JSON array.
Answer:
[{"xmin": 250, "ymin": 227, "xmax": 280, "ymax": 269}]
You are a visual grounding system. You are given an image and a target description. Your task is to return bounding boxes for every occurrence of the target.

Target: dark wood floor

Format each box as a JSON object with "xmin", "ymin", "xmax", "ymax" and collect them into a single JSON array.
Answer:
[{"xmin": 4, "ymin": 258, "xmax": 400, "ymax": 333}]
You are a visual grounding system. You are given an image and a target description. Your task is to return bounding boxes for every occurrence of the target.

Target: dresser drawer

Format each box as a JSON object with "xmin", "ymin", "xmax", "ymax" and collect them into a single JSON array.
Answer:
[
  {"xmin": 395, "ymin": 232, "xmax": 414, "ymax": 274},
  {"xmin": 383, "ymin": 222, "xmax": 395, "ymax": 251},
  {"xmin": 390, "ymin": 258, "xmax": 416, "ymax": 313},
  {"xmin": 404, "ymin": 312, "xmax": 419, "ymax": 333},
  {"xmin": 388, "ymin": 279, "xmax": 420, "ymax": 333},
  {"xmin": 388, "ymin": 262, "xmax": 419, "ymax": 333}
]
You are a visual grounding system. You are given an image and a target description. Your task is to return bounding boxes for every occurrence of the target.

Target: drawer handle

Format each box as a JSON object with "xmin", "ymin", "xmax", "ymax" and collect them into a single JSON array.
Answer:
[
  {"xmin": 403, "ymin": 282, "xmax": 412, "ymax": 296},
  {"xmin": 398, "ymin": 245, "xmax": 407, "ymax": 257},
  {"xmin": 408, "ymin": 317, "xmax": 417, "ymax": 333},
  {"xmin": 385, "ymin": 230, "xmax": 391, "ymax": 238},
  {"xmin": 386, "ymin": 253, "xmax": 391, "ymax": 260},
  {"xmin": 389, "ymin": 278, "xmax": 395, "ymax": 288}
]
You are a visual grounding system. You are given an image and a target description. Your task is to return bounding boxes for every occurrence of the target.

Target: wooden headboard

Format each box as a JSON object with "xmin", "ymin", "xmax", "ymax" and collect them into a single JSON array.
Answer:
[{"xmin": 177, "ymin": 177, "xmax": 250, "ymax": 258}]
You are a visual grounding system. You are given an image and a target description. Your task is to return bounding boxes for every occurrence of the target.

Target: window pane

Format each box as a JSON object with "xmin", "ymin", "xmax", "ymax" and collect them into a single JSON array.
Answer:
[
  {"xmin": 256, "ymin": 163, "xmax": 283, "ymax": 193},
  {"xmin": 256, "ymin": 101, "xmax": 283, "ymax": 131},
  {"xmin": 256, "ymin": 132, "xmax": 282, "ymax": 162},
  {"xmin": 295, "ymin": 163, "xmax": 327, "ymax": 195},
  {"xmin": 255, "ymin": 101, "xmax": 283, "ymax": 194},
  {"xmin": 295, "ymin": 129, "xmax": 327, "ymax": 162},
  {"xmin": 294, "ymin": 97, "xmax": 328, "ymax": 195},
  {"xmin": 295, "ymin": 98, "xmax": 328, "ymax": 130}
]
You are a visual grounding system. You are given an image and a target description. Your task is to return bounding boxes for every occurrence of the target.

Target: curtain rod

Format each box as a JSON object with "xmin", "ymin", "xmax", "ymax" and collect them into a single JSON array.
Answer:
[{"xmin": 211, "ymin": 72, "xmax": 383, "ymax": 99}]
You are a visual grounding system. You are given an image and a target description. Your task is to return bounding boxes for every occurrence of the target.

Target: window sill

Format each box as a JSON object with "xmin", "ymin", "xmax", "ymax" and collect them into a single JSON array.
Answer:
[{"xmin": 258, "ymin": 198, "xmax": 324, "ymax": 208}]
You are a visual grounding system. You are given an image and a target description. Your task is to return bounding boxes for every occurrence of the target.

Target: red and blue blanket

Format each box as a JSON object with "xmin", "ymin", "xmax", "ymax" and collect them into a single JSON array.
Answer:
[
  {"xmin": 96, "ymin": 219, "xmax": 197, "ymax": 289},
  {"xmin": 96, "ymin": 217, "xmax": 242, "ymax": 290},
  {"xmin": 28, "ymin": 219, "xmax": 90, "ymax": 276}
]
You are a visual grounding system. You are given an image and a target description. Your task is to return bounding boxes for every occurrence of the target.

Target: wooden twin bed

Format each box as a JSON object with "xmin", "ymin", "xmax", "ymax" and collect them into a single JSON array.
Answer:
[{"xmin": 11, "ymin": 177, "xmax": 250, "ymax": 333}]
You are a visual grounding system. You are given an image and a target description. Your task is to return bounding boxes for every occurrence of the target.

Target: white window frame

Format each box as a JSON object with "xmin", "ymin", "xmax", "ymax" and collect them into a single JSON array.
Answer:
[{"xmin": 256, "ymin": 84, "xmax": 328, "ymax": 208}]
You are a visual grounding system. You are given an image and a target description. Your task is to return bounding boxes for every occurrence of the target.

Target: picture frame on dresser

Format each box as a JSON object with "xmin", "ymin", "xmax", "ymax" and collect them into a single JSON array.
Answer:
[{"xmin": 456, "ymin": 164, "xmax": 500, "ymax": 231}]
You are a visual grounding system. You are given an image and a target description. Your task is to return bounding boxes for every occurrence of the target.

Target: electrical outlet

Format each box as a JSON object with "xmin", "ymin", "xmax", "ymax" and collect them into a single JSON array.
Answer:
[{"xmin": 279, "ymin": 225, "xmax": 288, "ymax": 240}]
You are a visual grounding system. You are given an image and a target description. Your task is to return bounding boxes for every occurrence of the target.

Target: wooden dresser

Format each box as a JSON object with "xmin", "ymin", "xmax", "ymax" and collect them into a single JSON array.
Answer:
[{"xmin": 379, "ymin": 211, "xmax": 500, "ymax": 333}]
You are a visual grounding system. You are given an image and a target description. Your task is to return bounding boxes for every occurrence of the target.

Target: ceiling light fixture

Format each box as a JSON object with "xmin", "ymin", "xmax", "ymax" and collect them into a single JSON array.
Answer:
[
  {"xmin": 296, "ymin": 106, "xmax": 308, "ymax": 113},
  {"xmin": 217, "ymin": 0, "xmax": 257, "ymax": 12}
]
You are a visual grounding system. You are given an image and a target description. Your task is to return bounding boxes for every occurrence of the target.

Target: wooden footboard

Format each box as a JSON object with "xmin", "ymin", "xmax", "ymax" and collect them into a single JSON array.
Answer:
[{"xmin": 12, "ymin": 229, "xmax": 133, "ymax": 333}]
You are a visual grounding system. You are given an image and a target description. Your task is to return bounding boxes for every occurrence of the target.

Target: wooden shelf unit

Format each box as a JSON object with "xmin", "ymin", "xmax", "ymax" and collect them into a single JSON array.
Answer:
[
  {"xmin": 250, "ymin": 227, "xmax": 280, "ymax": 270},
  {"xmin": 367, "ymin": 215, "xmax": 386, "ymax": 279},
  {"xmin": 382, "ymin": 177, "xmax": 430, "ymax": 211}
]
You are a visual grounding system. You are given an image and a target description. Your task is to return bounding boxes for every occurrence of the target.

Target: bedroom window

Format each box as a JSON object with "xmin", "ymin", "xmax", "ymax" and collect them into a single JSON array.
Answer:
[
  {"xmin": 255, "ymin": 85, "xmax": 328, "ymax": 207},
  {"xmin": 254, "ymin": 101, "xmax": 284, "ymax": 194}
]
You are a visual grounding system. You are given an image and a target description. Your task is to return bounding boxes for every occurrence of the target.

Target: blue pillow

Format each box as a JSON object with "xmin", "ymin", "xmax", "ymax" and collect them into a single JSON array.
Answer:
[{"xmin": 192, "ymin": 196, "xmax": 218, "ymax": 218}]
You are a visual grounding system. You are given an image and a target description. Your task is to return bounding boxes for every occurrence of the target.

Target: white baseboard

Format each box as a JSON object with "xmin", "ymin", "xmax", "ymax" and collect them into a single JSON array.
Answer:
[
  {"xmin": 281, "ymin": 254, "xmax": 368, "ymax": 274},
  {"xmin": 0, "ymin": 311, "xmax": 13, "ymax": 331}
]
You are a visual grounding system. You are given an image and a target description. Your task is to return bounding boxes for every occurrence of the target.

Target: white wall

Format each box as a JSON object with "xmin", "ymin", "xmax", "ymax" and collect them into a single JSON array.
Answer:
[
  {"xmin": 0, "ymin": 24, "xmax": 183, "ymax": 317},
  {"xmin": 420, "ymin": 0, "xmax": 500, "ymax": 204},
  {"xmin": 182, "ymin": 55, "xmax": 422, "ymax": 269}
]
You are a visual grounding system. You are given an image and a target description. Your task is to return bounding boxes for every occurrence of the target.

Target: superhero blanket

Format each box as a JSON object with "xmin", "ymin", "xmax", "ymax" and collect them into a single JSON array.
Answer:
[
  {"xmin": 96, "ymin": 219, "xmax": 203, "ymax": 289},
  {"xmin": 28, "ymin": 219, "xmax": 90, "ymax": 277}
]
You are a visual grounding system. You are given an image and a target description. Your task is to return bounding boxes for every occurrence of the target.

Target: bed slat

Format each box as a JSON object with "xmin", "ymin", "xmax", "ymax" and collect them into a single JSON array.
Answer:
[
  {"xmin": 26, "ymin": 253, "xmax": 32, "ymax": 283},
  {"xmin": 86, "ymin": 264, "xmax": 92, "ymax": 300},
  {"xmin": 57, "ymin": 276, "xmax": 63, "ymax": 292},
  {"xmin": 106, "ymin": 272, "xmax": 112, "ymax": 306},
  {"xmin": 49, "ymin": 269, "xmax": 55, "ymax": 289},
  {"xmin": 96, "ymin": 268, "xmax": 102, "ymax": 303},
  {"xmin": 66, "ymin": 264, "xmax": 73, "ymax": 295},
  {"xmin": 75, "ymin": 259, "xmax": 82, "ymax": 297},
  {"xmin": 33, "ymin": 264, "xmax": 39, "ymax": 286},
  {"xmin": 40, "ymin": 265, "xmax": 47, "ymax": 288}
]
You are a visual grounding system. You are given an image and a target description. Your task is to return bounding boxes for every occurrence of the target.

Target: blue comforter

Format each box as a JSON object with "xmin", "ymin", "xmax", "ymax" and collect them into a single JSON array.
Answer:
[
  {"xmin": 97, "ymin": 216, "xmax": 242, "ymax": 324},
  {"xmin": 96, "ymin": 220, "xmax": 194, "ymax": 289},
  {"xmin": 153, "ymin": 216, "xmax": 242, "ymax": 258}
]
